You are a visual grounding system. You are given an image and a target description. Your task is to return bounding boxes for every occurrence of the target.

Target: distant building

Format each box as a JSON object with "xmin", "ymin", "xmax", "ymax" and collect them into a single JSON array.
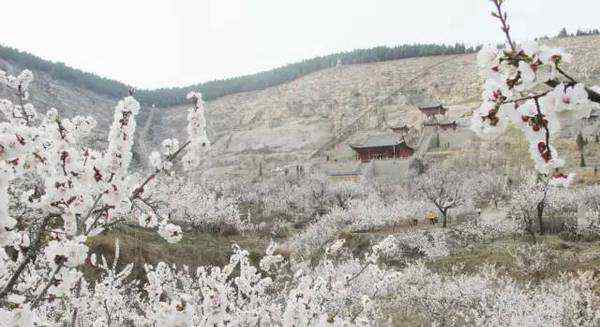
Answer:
[
  {"xmin": 350, "ymin": 135, "xmax": 414, "ymax": 163},
  {"xmin": 390, "ymin": 125, "xmax": 410, "ymax": 134},
  {"xmin": 418, "ymin": 104, "xmax": 447, "ymax": 119},
  {"xmin": 326, "ymin": 170, "xmax": 362, "ymax": 183},
  {"xmin": 423, "ymin": 121, "xmax": 458, "ymax": 131},
  {"xmin": 410, "ymin": 97, "xmax": 448, "ymax": 119}
]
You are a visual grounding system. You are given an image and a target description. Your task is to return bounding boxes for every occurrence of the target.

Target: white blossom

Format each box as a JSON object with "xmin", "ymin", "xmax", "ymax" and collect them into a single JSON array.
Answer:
[{"xmin": 158, "ymin": 223, "xmax": 183, "ymax": 243}]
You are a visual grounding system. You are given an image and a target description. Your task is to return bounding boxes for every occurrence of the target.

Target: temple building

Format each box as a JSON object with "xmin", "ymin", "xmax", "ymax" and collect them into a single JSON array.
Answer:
[
  {"xmin": 423, "ymin": 121, "xmax": 458, "ymax": 131},
  {"xmin": 390, "ymin": 125, "xmax": 411, "ymax": 134},
  {"xmin": 418, "ymin": 103, "xmax": 447, "ymax": 119},
  {"xmin": 350, "ymin": 135, "xmax": 414, "ymax": 163},
  {"xmin": 326, "ymin": 170, "xmax": 362, "ymax": 182},
  {"xmin": 411, "ymin": 97, "xmax": 447, "ymax": 120}
]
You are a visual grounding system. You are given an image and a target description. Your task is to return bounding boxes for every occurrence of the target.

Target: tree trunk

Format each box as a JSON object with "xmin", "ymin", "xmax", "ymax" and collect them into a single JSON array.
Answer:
[
  {"xmin": 441, "ymin": 209, "xmax": 448, "ymax": 228},
  {"xmin": 0, "ymin": 215, "xmax": 53, "ymax": 301},
  {"xmin": 536, "ymin": 200, "xmax": 545, "ymax": 235}
]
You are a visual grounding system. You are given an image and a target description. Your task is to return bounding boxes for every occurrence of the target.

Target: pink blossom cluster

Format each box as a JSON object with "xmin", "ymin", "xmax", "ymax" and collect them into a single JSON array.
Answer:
[{"xmin": 470, "ymin": 1, "xmax": 597, "ymax": 187}]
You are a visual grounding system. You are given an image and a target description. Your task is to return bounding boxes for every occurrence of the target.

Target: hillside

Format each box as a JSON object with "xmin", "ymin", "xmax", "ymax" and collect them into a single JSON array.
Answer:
[
  {"xmin": 0, "ymin": 58, "xmax": 148, "ymax": 166},
  {"xmin": 0, "ymin": 42, "xmax": 477, "ymax": 107},
  {"xmin": 1, "ymin": 35, "xmax": 600, "ymax": 176},
  {"xmin": 156, "ymin": 35, "xmax": 600, "ymax": 177}
]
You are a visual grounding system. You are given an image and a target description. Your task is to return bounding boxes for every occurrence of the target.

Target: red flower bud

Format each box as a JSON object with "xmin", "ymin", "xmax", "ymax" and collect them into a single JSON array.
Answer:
[
  {"xmin": 93, "ymin": 167, "xmax": 103, "ymax": 182},
  {"xmin": 541, "ymin": 151, "xmax": 552, "ymax": 162},
  {"xmin": 537, "ymin": 141, "xmax": 546, "ymax": 153}
]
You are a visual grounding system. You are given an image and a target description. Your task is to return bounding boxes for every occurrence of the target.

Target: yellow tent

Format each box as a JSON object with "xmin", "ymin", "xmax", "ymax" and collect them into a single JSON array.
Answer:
[{"xmin": 425, "ymin": 212, "xmax": 438, "ymax": 221}]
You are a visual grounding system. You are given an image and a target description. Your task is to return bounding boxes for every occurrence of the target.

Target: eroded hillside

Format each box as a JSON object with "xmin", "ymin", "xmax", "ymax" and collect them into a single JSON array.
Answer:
[{"xmin": 2, "ymin": 36, "xmax": 599, "ymax": 176}]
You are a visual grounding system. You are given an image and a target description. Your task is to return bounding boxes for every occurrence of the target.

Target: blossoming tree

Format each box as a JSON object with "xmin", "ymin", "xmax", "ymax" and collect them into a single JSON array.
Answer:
[
  {"xmin": 0, "ymin": 68, "xmax": 208, "ymax": 319},
  {"xmin": 414, "ymin": 167, "xmax": 467, "ymax": 228}
]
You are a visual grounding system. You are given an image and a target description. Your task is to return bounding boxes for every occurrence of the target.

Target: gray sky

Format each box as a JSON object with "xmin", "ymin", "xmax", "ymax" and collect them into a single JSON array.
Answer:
[{"xmin": 2, "ymin": 0, "xmax": 598, "ymax": 89}]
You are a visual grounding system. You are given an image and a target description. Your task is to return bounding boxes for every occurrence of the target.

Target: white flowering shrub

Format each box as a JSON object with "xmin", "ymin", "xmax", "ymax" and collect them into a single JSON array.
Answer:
[
  {"xmin": 507, "ymin": 177, "xmax": 579, "ymax": 236},
  {"xmin": 104, "ymin": 242, "xmax": 393, "ymax": 325},
  {"xmin": 146, "ymin": 176, "xmax": 246, "ymax": 234},
  {"xmin": 467, "ymin": 171, "xmax": 510, "ymax": 209},
  {"xmin": 348, "ymin": 195, "xmax": 435, "ymax": 232},
  {"xmin": 240, "ymin": 172, "xmax": 363, "ymax": 227},
  {"xmin": 573, "ymin": 186, "xmax": 600, "ymax": 238},
  {"xmin": 373, "ymin": 230, "xmax": 450, "ymax": 266},
  {"xmin": 289, "ymin": 206, "xmax": 352, "ymax": 257},
  {"xmin": 45, "ymin": 240, "xmax": 139, "ymax": 326},
  {"xmin": 290, "ymin": 195, "xmax": 434, "ymax": 256},
  {"xmin": 359, "ymin": 161, "xmax": 375, "ymax": 191},
  {"xmin": 509, "ymin": 242, "xmax": 559, "ymax": 278},
  {"xmin": 330, "ymin": 181, "xmax": 363, "ymax": 210},
  {"xmin": 477, "ymin": 209, "xmax": 521, "ymax": 238},
  {"xmin": 389, "ymin": 263, "xmax": 600, "ymax": 326},
  {"xmin": 414, "ymin": 166, "xmax": 469, "ymax": 228}
]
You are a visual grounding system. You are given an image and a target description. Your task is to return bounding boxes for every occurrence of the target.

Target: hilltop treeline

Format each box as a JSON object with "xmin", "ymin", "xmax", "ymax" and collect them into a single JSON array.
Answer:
[
  {"xmin": 0, "ymin": 46, "xmax": 130, "ymax": 99},
  {"xmin": 136, "ymin": 43, "xmax": 479, "ymax": 107},
  {"xmin": 2, "ymin": 43, "xmax": 479, "ymax": 107},
  {"xmin": 537, "ymin": 28, "xmax": 600, "ymax": 42},
  {"xmin": 557, "ymin": 28, "xmax": 600, "ymax": 38}
]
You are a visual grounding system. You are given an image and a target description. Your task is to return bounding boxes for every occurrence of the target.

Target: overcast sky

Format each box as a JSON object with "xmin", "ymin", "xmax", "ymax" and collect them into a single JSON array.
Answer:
[{"xmin": 2, "ymin": 0, "xmax": 598, "ymax": 89}]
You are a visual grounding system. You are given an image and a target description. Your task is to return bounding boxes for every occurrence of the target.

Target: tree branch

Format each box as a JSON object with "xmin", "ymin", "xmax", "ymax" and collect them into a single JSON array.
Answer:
[
  {"xmin": 491, "ymin": 0, "xmax": 516, "ymax": 51},
  {"xmin": 130, "ymin": 141, "xmax": 191, "ymax": 200},
  {"xmin": 0, "ymin": 214, "xmax": 59, "ymax": 300},
  {"xmin": 545, "ymin": 79, "xmax": 600, "ymax": 104},
  {"xmin": 32, "ymin": 263, "xmax": 63, "ymax": 307}
]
